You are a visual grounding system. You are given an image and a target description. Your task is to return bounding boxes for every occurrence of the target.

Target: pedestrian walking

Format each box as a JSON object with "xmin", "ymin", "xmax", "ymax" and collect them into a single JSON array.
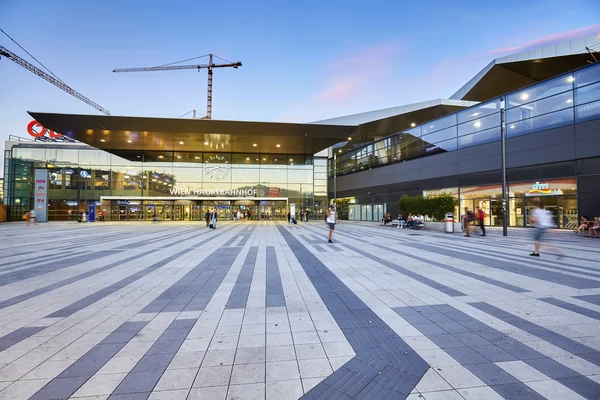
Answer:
[
  {"xmin": 211, "ymin": 209, "xmax": 218, "ymax": 229},
  {"xmin": 476, "ymin": 206, "xmax": 486, "ymax": 236},
  {"xmin": 326, "ymin": 206, "xmax": 336, "ymax": 243},
  {"xmin": 530, "ymin": 204, "xmax": 564, "ymax": 258},
  {"xmin": 205, "ymin": 210, "xmax": 211, "ymax": 227},
  {"xmin": 464, "ymin": 207, "xmax": 474, "ymax": 237}
]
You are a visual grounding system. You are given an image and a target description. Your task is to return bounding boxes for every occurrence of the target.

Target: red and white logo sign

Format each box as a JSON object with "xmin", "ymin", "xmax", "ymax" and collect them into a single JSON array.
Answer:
[{"xmin": 27, "ymin": 120, "xmax": 63, "ymax": 139}]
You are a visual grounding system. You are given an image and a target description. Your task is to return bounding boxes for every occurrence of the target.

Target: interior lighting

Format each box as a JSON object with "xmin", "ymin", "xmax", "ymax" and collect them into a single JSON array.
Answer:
[
  {"xmin": 510, "ymin": 125, "xmax": 515, "ymax": 129},
  {"xmin": 567, "ymin": 76, "xmax": 575, "ymax": 83},
  {"xmin": 566, "ymin": 99, "xmax": 572, "ymax": 103},
  {"xmin": 289, "ymin": 158, "xmax": 293, "ymax": 161},
  {"xmin": 177, "ymin": 155, "xmax": 182, "ymax": 159},
  {"xmin": 347, "ymin": 137, "xmax": 352, "ymax": 141},
  {"xmin": 204, "ymin": 141, "xmax": 209, "ymax": 145},
  {"xmin": 474, "ymin": 121, "xmax": 481, "ymax": 128},
  {"xmin": 179, "ymin": 141, "xmax": 184, "ymax": 145},
  {"xmin": 471, "ymin": 112, "xmax": 481, "ymax": 117},
  {"xmin": 410, "ymin": 122, "xmax": 416, "ymax": 127},
  {"xmin": 136, "ymin": 155, "xmax": 141, "ymax": 158},
  {"xmin": 100, "ymin": 139, "xmax": 106, "ymax": 142},
  {"xmin": 274, "ymin": 158, "xmax": 278, "ymax": 161},
  {"xmin": 253, "ymin": 143, "xmax": 257, "ymax": 147},
  {"xmin": 127, "ymin": 139, "xmax": 132, "ymax": 143},
  {"xmin": 246, "ymin": 157, "xmax": 250, "ymax": 160},
  {"xmin": 276, "ymin": 144, "xmax": 281, "ymax": 147},
  {"xmin": 195, "ymin": 156, "xmax": 200, "ymax": 159},
  {"xmin": 263, "ymin": 158, "xmax": 266, "ymax": 161},
  {"xmin": 520, "ymin": 93, "xmax": 529, "ymax": 100},
  {"xmin": 338, "ymin": 150, "xmax": 342, "ymax": 153},
  {"xmin": 158, "ymin": 155, "xmax": 164, "ymax": 159}
]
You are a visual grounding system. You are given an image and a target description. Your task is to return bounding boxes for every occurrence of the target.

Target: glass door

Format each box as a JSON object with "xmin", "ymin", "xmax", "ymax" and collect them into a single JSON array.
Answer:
[
  {"xmin": 524, "ymin": 197, "xmax": 540, "ymax": 227},
  {"xmin": 541, "ymin": 196, "xmax": 559, "ymax": 228}
]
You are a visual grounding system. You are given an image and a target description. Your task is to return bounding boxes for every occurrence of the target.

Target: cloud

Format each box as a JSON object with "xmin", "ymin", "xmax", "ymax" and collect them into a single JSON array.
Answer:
[
  {"xmin": 444, "ymin": 24, "xmax": 600, "ymax": 65},
  {"xmin": 316, "ymin": 43, "xmax": 400, "ymax": 103}
]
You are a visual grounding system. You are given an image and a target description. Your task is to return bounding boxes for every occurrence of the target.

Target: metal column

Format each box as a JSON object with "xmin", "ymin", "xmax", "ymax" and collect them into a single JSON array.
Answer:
[{"xmin": 500, "ymin": 97, "xmax": 508, "ymax": 237}]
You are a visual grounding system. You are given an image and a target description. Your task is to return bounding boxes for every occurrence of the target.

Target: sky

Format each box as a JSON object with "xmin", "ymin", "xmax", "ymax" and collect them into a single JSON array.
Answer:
[{"xmin": 1, "ymin": 0, "xmax": 599, "ymax": 176}]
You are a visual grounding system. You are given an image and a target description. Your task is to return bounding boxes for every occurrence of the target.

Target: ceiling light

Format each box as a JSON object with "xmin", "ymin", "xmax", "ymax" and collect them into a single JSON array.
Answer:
[
  {"xmin": 158, "ymin": 155, "xmax": 164, "ymax": 159},
  {"xmin": 177, "ymin": 155, "xmax": 181, "ymax": 159},
  {"xmin": 253, "ymin": 143, "xmax": 257, "ymax": 147},
  {"xmin": 510, "ymin": 125, "xmax": 515, "ymax": 129},
  {"xmin": 262, "ymin": 158, "xmax": 266, "ymax": 161},
  {"xmin": 127, "ymin": 139, "xmax": 132, "ymax": 143},
  {"xmin": 274, "ymin": 158, "xmax": 278, "ymax": 161},
  {"xmin": 179, "ymin": 141, "xmax": 184, "ymax": 145},
  {"xmin": 520, "ymin": 93, "xmax": 529, "ymax": 100},
  {"xmin": 347, "ymin": 137, "xmax": 352, "ymax": 141},
  {"xmin": 567, "ymin": 76, "xmax": 575, "ymax": 83},
  {"xmin": 136, "ymin": 155, "xmax": 141, "ymax": 158},
  {"xmin": 471, "ymin": 112, "xmax": 480, "ymax": 117},
  {"xmin": 276, "ymin": 144, "xmax": 281, "ymax": 148},
  {"xmin": 195, "ymin": 156, "xmax": 200, "ymax": 159},
  {"xmin": 474, "ymin": 121, "xmax": 481, "ymax": 128},
  {"xmin": 566, "ymin": 99, "xmax": 572, "ymax": 103},
  {"xmin": 338, "ymin": 150, "xmax": 342, "ymax": 153},
  {"xmin": 246, "ymin": 157, "xmax": 250, "ymax": 160},
  {"xmin": 410, "ymin": 123, "xmax": 416, "ymax": 127},
  {"xmin": 204, "ymin": 141, "xmax": 209, "ymax": 145}
]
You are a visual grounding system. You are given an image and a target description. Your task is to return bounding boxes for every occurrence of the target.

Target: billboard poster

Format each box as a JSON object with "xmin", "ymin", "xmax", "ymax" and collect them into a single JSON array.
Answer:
[{"xmin": 34, "ymin": 169, "xmax": 48, "ymax": 222}]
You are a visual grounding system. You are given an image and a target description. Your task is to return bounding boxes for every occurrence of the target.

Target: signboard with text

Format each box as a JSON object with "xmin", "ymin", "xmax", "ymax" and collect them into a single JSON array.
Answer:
[{"xmin": 34, "ymin": 169, "xmax": 48, "ymax": 222}]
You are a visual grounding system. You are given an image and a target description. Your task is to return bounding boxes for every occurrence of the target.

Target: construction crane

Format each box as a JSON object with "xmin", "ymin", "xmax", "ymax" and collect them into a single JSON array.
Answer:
[
  {"xmin": 113, "ymin": 54, "xmax": 241, "ymax": 119},
  {"xmin": 0, "ymin": 44, "xmax": 110, "ymax": 115}
]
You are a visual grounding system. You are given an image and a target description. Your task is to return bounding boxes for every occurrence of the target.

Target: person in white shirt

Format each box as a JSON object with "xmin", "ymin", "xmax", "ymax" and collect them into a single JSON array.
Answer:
[
  {"xmin": 326, "ymin": 206, "xmax": 336, "ymax": 243},
  {"xmin": 530, "ymin": 204, "xmax": 563, "ymax": 258}
]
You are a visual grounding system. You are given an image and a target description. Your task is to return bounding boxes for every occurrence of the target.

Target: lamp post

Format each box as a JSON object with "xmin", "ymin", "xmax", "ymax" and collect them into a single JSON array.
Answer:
[
  {"xmin": 333, "ymin": 152, "xmax": 337, "ymax": 211},
  {"xmin": 500, "ymin": 98, "xmax": 508, "ymax": 237}
]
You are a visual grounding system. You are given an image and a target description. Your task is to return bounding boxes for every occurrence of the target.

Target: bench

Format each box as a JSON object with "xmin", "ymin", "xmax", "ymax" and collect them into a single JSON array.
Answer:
[{"xmin": 390, "ymin": 220, "xmax": 422, "ymax": 229}]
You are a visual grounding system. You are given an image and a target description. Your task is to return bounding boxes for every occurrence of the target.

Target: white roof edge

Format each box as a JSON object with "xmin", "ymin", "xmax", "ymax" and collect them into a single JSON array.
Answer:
[
  {"xmin": 312, "ymin": 98, "xmax": 478, "ymax": 126},
  {"xmin": 450, "ymin": 33, "xmax": 600, "ymax": 100}
]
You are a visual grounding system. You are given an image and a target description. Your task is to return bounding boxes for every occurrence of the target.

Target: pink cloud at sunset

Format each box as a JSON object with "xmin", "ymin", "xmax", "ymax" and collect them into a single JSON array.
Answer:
[{"xmin": 443, "ymin": 24, "xmax": 600, "ymax": 65}]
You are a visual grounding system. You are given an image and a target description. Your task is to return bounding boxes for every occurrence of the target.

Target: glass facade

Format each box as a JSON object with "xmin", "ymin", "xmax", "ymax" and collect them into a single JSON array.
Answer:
[
  {"xmin": 3, "ymin": 143, "xmax": 327, "ymax": 221},
  {"xmin": 331, "ymin": 62, "xmax": 600, "ymax": 177}
]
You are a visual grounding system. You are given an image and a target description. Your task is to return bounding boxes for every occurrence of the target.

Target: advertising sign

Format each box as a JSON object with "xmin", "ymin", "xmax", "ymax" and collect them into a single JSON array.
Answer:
[
  {"xmin": 27, "ymin": 120, "xmax": 63, "ymax": 139},
  {"xmin": 34, "ymin": 169, "xmax": 48, "ymax": 222}
]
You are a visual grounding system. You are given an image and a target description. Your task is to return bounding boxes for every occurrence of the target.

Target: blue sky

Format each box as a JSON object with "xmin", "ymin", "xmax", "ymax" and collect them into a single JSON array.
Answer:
[{"xmin": 1, "ymin": 0, "xmax": 599, "ymax": 164}]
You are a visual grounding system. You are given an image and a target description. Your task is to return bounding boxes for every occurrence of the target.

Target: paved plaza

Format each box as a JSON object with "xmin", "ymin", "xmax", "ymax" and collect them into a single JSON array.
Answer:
[{"xmin": 0, "ymin": 221, "xmax": 599, "ymax": 399}]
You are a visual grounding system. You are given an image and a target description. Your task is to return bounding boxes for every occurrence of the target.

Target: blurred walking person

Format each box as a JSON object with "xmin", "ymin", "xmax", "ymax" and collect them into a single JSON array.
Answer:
[
  {"xmin": 476, "ymin": 206, "xmax": 486, "ymax": 236},
  {"xmin": 530, "ymin": 204, "xmax": 564, "ymax": 258},
  {"xmin": 205, "ymin": 210, "xmax": 211, "ymax": 227},
  {"xmin": 326, "ymin": 206, "xmax": 336, "ymax": 243}
]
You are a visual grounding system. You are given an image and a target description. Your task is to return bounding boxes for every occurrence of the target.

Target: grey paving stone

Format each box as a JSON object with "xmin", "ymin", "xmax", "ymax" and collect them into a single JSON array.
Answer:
[
  {"xmin": 29, "ymin": 375, "xmax": 90, "ymax": 400},
  {"xmin": 491, "ymin": 382, "xmax": 546, "ymax": 400},
  {"xmin": 444, "ymin": 347, "xmax": 490, "ymax": 365},
  {"xmin": 471, "ymin": 344, "xmax": 518, "ymax": 362},
  {"xmin": 113, "ymin": 370, "xmax": 165, "ymax": 394},
  {"xmin": 464, "ymin": 362, "xmax": 520, "ymax": 386}
]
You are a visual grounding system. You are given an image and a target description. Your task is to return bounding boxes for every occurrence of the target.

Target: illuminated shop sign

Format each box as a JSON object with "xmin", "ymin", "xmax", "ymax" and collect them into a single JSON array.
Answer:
[
  {"xmin": 169, "ymin": 186, "xmax": 258, "ymax": 196},
  {"xmin": 27, "ymin": 120, "xmax": 63, "ymax": 139},
  {"xmin": 526, "ymin": 181, "xmax": 562, "ymax": 196}
]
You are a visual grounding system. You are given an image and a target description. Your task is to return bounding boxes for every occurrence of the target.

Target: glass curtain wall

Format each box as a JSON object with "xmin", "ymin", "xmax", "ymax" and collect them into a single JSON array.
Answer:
[
  {"xmin": 331, "ymin": 62, "xmax": 600, "ymax": 177},
  {"xmin": 4, "ymin": 145, "xmax": 320, "ymax": 221}
]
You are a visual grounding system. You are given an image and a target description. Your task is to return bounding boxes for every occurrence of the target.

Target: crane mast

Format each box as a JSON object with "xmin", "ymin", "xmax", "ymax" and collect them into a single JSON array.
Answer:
[
  {"xmin": 113, "ymin": 53, "xmax": 241, "ymax": 119},
  {"xmin": 0, "ymin": 45, "xmax": 110, "ymax": 115}
]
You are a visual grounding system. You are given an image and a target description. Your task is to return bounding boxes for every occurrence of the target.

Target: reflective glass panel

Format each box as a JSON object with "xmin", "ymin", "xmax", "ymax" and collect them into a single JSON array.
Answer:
[
  {"xmin": 575, "ymin": 81, "xmax": 600, "ymax": 105},
  {"xmin": 574, "ymin": 63, "xmax": 600, "ymax": 88},
  {"xmin": 457, "ymin": 98, "xmax": 501, "ymax": 124},
  {"xmin": 421, "ymin": 114, "xmax": 457, "ymax": 135},
  {"xmin": 424, "ymin": 138, "xmax": 457, "ymax": 154},
  {"xmin": 458, "ymin": 113, "xmax": 500, "ymax": 137},
  {"xmin": 506, "ymin": 91, "xmax": 573, "ymax": 123},
  {"xmin": 507, "ymin": 108, "xmax": 574, "ymax": 137},
  {"xmin": 421, "ymin": 126, "xmax": 457, "ymax": 145},
  {"xmin": 507, "ymin": 74, "xmax": 574, "ymax": 108},
  {"xmin": 575, "ymin": 99, "xmax": 600, "ymax": 122},
  {"xmin": 458, "ymin": 127, "xmax": 501, "ymax": 149}
]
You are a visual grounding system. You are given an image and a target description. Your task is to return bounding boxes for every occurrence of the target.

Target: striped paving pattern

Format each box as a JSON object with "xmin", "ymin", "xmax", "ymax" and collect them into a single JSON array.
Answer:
[{"xmin": 0, "ymin": 221, "xmax": 598, "ymax": 399}]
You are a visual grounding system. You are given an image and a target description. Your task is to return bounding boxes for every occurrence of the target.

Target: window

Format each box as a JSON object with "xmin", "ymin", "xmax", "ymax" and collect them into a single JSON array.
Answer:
[
  {"xmin": 421, "ymin": 126, "xmax": 457, "ymax": 145},
  {"xmin": 574, "ymin": 62, "xmax": 600, "ymax": 88},
  {"xmin": 507, "ymin": 74, "xmax": 573, "ymax": 108},
  {"xmin": 506, "ymin": 91, "xmax": 573, "ymax": 123},
  {"xmin": 458, "ymin": 98, "xmax": 501, "ymax": 124},
  {"xmin": 458, "ymin": 127, "xmax": 501, "ymax": 148},
  {"xmin": 421, "ymin": 114, "xmax": 457, "ymax": 136},
  {"xmin": 575, "ymin": 81, "xmax": 600, "ymax": 105},
  {"xmin": 507, "ymin": 108, "xmax": 574, "ymax": 137},
  {"xmin": 458, "ymin": 112, "xmax": 500, "ymax": 137}
]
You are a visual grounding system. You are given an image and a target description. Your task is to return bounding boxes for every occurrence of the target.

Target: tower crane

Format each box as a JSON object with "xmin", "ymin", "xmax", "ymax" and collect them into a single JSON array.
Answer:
[
  {"xmin": 0, "ymin": 44, "xmax": 110, "ymax": 115},
  {"xmin": 113, "ymin": 54, "xmax": 241, "ymax": 119}
]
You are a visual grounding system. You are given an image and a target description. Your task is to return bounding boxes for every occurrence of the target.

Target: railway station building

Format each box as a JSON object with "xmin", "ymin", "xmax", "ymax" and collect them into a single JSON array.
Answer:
[{"xmin": 3, "ymin": 34, "xmax": 600, "ymax": 227}]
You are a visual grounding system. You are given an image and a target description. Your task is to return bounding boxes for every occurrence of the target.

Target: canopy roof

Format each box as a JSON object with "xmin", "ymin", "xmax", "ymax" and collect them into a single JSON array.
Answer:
[{"xmin": 29, "ymin": 112, "xmax": 357, "ymax": 159}]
